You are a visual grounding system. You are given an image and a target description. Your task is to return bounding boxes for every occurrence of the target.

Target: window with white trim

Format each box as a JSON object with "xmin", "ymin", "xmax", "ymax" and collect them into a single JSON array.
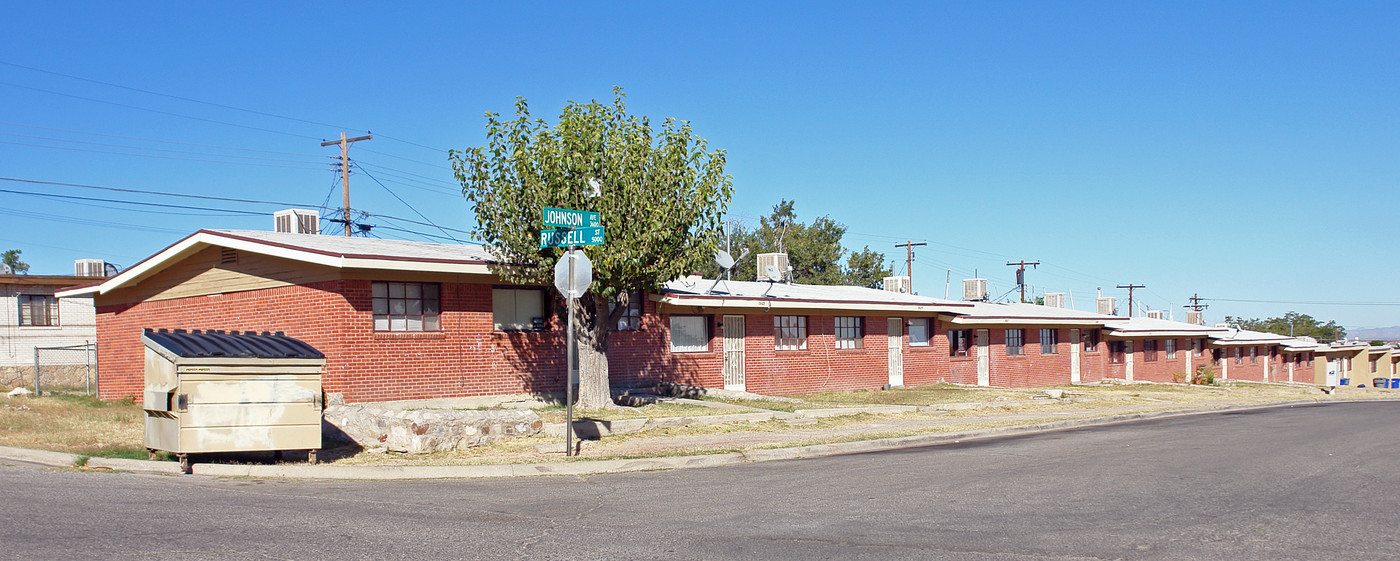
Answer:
[
  {"xmin": 373, "ymin": 282, "xmax": 441, "ymax": 331},
  {"xmin": 1166, "ymin": 338, "xmax": 1177, "ymax": 359},
  {"xmin": 669, "ymin": 315, "xmax": 709, "ymax": 352},
  {"xmin": 834, "ymin": 316, "xmax": 863, "ymax": 349},
  {"xmin": 18, "ymin": 294, "xmax": 58, "ymax": 327},
  {"xmin": 908, "ymin": 318, "xmax": 930, "ymax": 346},
  {"xmin": 774, "ymin": 316, "xmax": 807, "ymax": 350},
  {"xmin": 491, "ymin": 287, "xmax": 545, "ymax": 331}
]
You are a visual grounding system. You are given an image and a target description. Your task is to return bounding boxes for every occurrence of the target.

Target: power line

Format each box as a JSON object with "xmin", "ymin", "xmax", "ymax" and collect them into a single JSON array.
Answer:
[
  {"xmin": 0, "ymin": 121, "xmax": 325, "ymax": 157},
  {"xmin": 0, "ymin": 60, "xmax": 352, "ymax": 131},
  {"xmin": 0, "ymin": 139, "xmax": 327, "ymax": 170},
  {"xmin": 0, "ymin": 81, "xmax": 324, "ymax": 141},
  {"xmin": 353, "ymin": 163, "xmax": 462, "ymax": 243},
  {"xmin": 0, "ymin": 176, "xmax": 318, "ymax": 207},
  {"xmin": 0, "ymin": 187, "xmax": 271, "ymax": 215},
  {"xmin": 1204, "ymin": 297, "xmax": 1400, "ymax": 306},
  {"xmin": 0, "ymin": 131, "xmax": 329, "ymax": 165}
]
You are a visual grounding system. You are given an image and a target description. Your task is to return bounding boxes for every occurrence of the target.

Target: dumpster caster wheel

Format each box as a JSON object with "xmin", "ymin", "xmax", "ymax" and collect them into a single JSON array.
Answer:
[
  {"xmin": 178, "ymin": 454, "xmax": 190, "ymax": 474},
  {"xmin": 147, "ymin": 449, "xmax": 157, "ymax": 461},
  {"xmin": 307, "ymin": 450, "xmax": 318, "ymax": 465}
]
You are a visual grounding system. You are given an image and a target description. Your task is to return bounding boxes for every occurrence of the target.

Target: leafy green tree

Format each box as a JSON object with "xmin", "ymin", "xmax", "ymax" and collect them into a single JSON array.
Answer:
[
  {"xmin": 1224, "ymin": 311, "xmax": 1346, "ymax": 342},
  {"xmin": 2, "ymin": 249, "xmax": 28, "ymax": 274},
  {"xmin": 450, "ymin": 89, "xmax": 732, "ymax": 410},
  {"xmin": 713, "ymin": 200, "xmax": 891, "ymax": 287}
]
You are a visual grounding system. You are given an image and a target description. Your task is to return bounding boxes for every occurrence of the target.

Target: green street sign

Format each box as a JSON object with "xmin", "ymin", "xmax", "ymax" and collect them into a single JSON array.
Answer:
[
  {"xmin": 540, "ymin": 227, "xmax": 605, "ymax": 248},
  {"xmin": 542, "ymin": 207, "xmax": 600, "ymax": 229}
]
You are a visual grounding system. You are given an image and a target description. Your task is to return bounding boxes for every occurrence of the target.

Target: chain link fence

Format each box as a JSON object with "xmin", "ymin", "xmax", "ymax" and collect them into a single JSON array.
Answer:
[{"xmin": 3, "ymin": 343, "xmax": 99, "ymax": 396}]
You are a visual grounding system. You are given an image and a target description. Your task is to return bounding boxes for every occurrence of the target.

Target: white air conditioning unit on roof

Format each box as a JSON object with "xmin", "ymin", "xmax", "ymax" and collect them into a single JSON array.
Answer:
[
  {"xmin": 757, "ymin": 253, "xmax": 789, "ymax": 282},
  {"xmin": 883, "ymin": 276, "xmax": 911, "ymax": 294},
  {"xmin": 1186, "ymin": 311, "xmax": 1204, "ymax": 325},
  {"xmin": 1097, "ymin": 297, "xmax": 1117, "ymax": 316},
  {"xmin": 1043, "ymin": 292, "xmax": 1065, "ymax": 308},
  {"xmin": 74, "ymin": 259, "xmax": 108, "ymax": 277},
  {"xmin": 1145, "ymin": 310, "xmax": 1164, "ymax": 320},
  {"xmin": 963, "ymin": 278, "xmax": 988, "ymax": 301},
  {"xmin": 274, "ymin": 209, "xmax": 319, "ymax": 234}
]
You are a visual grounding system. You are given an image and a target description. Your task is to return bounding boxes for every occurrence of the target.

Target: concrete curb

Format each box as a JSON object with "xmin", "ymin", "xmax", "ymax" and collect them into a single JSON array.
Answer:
[{"xmin": 3, "ymin": 397, "xmax": 1396, "ymax": 480}]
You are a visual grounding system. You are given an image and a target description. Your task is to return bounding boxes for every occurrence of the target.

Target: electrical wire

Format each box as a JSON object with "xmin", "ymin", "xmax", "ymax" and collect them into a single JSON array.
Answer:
[
  {"xmin": 0, "ymin": 60, "xmax": 351, "ymax": 132},
  {"xmin": 1204, "ymin": 298, "xmax": 1400, "ymax": 306},
  {"xmin": 0, "ymin": 132, "xmax": 330, "ymax": 165},
  {"xmin": 0, "ymin": 176, "xmax": 319, "ymax": 207},
  {"xmin": 0, "ymin": 139, "xmax": 329, "ymax": 170},
  {"xmin": 352, "ymin": 163, "xmax": 462, "ymax": 243},
  {"xmin": 0, "ymin": 187, "xmax": 270, "ymax": 215},
  {"xmin": 0, "ymin": 121, "xmax": 327, "ymax": 157}
]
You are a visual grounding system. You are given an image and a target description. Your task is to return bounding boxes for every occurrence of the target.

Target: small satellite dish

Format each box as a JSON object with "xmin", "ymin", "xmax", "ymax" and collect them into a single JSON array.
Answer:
[
  {"xmin": 586, "ymin": 178, "xmax": 602, "ymax": 198},
  {"xmin": 0, "ymin": 263, "xmax": 10, "ymax": 274},
  {"xmin": 713, "ymin": 249, "xmax": 735, "ymax": 271},
  {"xmin": 764, "ymin": 264, "xmax": 781, "ymax": 282}
]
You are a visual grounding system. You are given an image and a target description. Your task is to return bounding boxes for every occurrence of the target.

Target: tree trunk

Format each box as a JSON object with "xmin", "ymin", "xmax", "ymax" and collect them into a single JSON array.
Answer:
[{"xmin": 574, "ymin": 295, "xmax": 615, "ymax": 410}]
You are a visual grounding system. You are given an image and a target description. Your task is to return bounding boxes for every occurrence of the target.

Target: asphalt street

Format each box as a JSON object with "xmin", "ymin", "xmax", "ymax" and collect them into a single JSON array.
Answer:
[{"xmin": 2, "ymin": 401, "xmax": 1396, "ymax": 560}]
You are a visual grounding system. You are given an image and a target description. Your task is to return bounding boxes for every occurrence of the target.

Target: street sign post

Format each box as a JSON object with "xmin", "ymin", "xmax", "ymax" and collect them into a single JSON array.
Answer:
[{"xmin": 542, "ymin": 207, "xmax": 604, "ymax": 457}]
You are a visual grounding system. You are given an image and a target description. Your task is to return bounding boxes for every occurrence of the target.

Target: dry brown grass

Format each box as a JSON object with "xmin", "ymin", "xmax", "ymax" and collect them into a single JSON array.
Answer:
[{"xmin": 0, "ymin": 390, "xmax": 145, "ymax": 458}]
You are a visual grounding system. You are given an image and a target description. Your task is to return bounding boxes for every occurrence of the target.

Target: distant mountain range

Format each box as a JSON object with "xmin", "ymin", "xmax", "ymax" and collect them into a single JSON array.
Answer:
[{"xmin": 1346, "ymin": 326, "xmax": 1400, "ymax": 342}]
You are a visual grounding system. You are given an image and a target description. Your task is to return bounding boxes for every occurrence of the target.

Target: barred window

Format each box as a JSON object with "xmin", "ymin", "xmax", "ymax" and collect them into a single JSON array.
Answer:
[
  {"xmin": 1006, "ymin": 329, "xmax": 1024, "ymax": 356},
  {"xmin": 1144, "ymin": 339, "xmax": 1159, "ymax": 362},
  {"xmin": 18, "ymin": 294, "xmax": 58, "ymax": 327},
  {"xmin": 1166, "ymin": 339, "xmax": 1177, "ymax": 359},
  {"xmin": 949, "ymin": 329, "xmax": 971, "ymax": 357},
  {"xmin": 1040, "ymin": 328, "xmax": 1057, "ymax": 354},
  {"xmin": 375, "ymin": 282, "xmax": 442, "ymax": 331},
  {"xmin": 1234, "ymin": 348, "xmax": 1243, "ymax": 365},
  {"xmin": 1083, "ymin": 329, "xmax": 1100, "ymax": 352},
  {"xmin": 774, "ymin": 316, "xmax": 807, "ymax": 350},
  {"xmin": 1249, "ymin": 346, "xmax": 1258, "ymax": 364},
  {"xmin": 834, "ymin": 316, "xmax": 863, "ymax": 349}
]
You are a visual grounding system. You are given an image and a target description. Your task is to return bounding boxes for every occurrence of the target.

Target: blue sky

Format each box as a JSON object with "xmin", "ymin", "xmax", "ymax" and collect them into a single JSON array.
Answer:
[{"xmin": 3, "ymin": 2, "xmax": 1397, "ymax": 328}]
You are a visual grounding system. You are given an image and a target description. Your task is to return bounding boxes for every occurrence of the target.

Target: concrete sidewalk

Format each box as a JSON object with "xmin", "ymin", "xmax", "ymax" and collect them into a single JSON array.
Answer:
[{"xmin": 3, "ymin": 396, "xmax": 1380, "ymax": 480}]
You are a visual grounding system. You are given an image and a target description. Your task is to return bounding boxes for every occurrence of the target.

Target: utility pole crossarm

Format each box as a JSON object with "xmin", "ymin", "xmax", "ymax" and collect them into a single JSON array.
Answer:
[
  {"xmin": 322, "ymin": 132, "xmax": 373, "ymax": 236},
  {"xmin": 1116, "ymin": 283, "xmax": 1146, "ymax": 317},
  {"xmin": 1006, "ymin": 260, "xmax": 1040, "ymax": 303},
  {"xmin": 894, "ymin": 241, "xmax": 927, "ymax": 294}
]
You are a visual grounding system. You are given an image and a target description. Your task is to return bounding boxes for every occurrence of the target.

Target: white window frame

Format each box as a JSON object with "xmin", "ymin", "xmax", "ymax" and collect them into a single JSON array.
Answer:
[
  {"xmin": 669, "ymin": 315, "xmax": 709, "ymax": 352},
  {"xmin": 491, "ymin": 287, "xmax": 545, "ymax": 332},
  {"xmin": 834, "ymin": 316, "xmax": 863, "ymax": 349},
  {"xmin": 373, "ymin": 282, "xmax": 441, "ymax": 332},
  {"xmin": 908, "ymin": 318, "xmax": 930, "ymax": 347},
  {"xmin": 1039, "ymin": 328, "xmax": 1057, "ymax": 354},
  {"xmin": 17, "ymin": 294, "xmax": 59, "ymax": 327},
  {"xmin": 775, "ymin": 315, "xmax": 807, "ymax": 351},
  {"xmin": 610, "ymin": 290, "xmax": 643, "ymax": 331},
  {"xmin": 1166, "ymin": 339, "xmax": 1177, "ymax": 359}
]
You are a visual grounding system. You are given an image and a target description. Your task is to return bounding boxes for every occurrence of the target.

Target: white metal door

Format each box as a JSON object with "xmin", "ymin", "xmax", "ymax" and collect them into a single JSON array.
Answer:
[
  {"xmin": 888, "ymin": 318, "xmax": 904, "ymax": 387},
  {"xmin": 976, "ymin": 329, "xmax": 990, "ymax": 387},
  {"xmin": 1069, "ymin": 328, "xmax": 1081, "ymax": 384},
  {"xmin": 723, "ymin": 315, "xmax": 745, "ymax": 391}
]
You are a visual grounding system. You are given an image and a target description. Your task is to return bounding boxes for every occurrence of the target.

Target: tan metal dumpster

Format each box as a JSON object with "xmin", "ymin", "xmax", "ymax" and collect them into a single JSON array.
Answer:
[{"xmin": 141, "ymin": 329, "xmax": 325, "ymax": 473}]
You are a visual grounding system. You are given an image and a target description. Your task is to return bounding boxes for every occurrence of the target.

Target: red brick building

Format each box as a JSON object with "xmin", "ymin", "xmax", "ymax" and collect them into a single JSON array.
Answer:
[
  {"xmin": 1102, "ymin": 317, "xmax": 1226, "ymax": 383},
  {"xmin": 941, "ymin": 302, "xmax": 1125, "ymax": 387},
  {"xmin": 1209, "ymin": 328, "xmax": 1295, "ymax": 382}
]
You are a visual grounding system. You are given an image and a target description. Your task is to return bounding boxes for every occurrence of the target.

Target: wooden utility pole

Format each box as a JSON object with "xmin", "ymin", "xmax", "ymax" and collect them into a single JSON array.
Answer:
[
  {"xmin": 321, "ymin": 132, "xmax": 373, "ymax": 236},
  {"xmin": 1005, "ymin": 260, "xmax": 1040, "ymax": 303},
  {"xmin": 1117, "ymin": 284, "xmax": 1146, "ymax": 317},
  {"xmin": 1184, "ymin": 293, "xmax": 1208, "ymax": 312},
  {"xmin": 894, "ymin": 241, "xmax": 927, "ymax": 294}
]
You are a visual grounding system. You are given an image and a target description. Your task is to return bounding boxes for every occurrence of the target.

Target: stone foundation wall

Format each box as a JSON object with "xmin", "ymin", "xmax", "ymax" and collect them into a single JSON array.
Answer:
[
  {"xmin": 0, "ymin": 365, "xmax": 92, "ymax": 389},
  {"xmin": 322, "ymin": 394, "xmax": 542, "ymax": 454}
]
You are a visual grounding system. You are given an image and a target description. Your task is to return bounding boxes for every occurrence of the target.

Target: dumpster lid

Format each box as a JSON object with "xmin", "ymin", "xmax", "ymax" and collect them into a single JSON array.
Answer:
[{"xmin": 142, "ymin": 329, "xmax": 324, "ymax": 359}]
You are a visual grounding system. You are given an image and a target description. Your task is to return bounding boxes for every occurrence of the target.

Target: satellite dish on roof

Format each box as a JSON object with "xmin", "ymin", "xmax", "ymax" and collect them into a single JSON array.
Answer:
[
  {"xmin": 0, "ymin": 263, "xmax": 10, "ymax": 274},
  {"xmin": 764, "ymin": 264, "xmax": 781, "ymax": 282},
  {"xmin": 713, "ymin": 249, "xmax": 735, "ymax": 270}
]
